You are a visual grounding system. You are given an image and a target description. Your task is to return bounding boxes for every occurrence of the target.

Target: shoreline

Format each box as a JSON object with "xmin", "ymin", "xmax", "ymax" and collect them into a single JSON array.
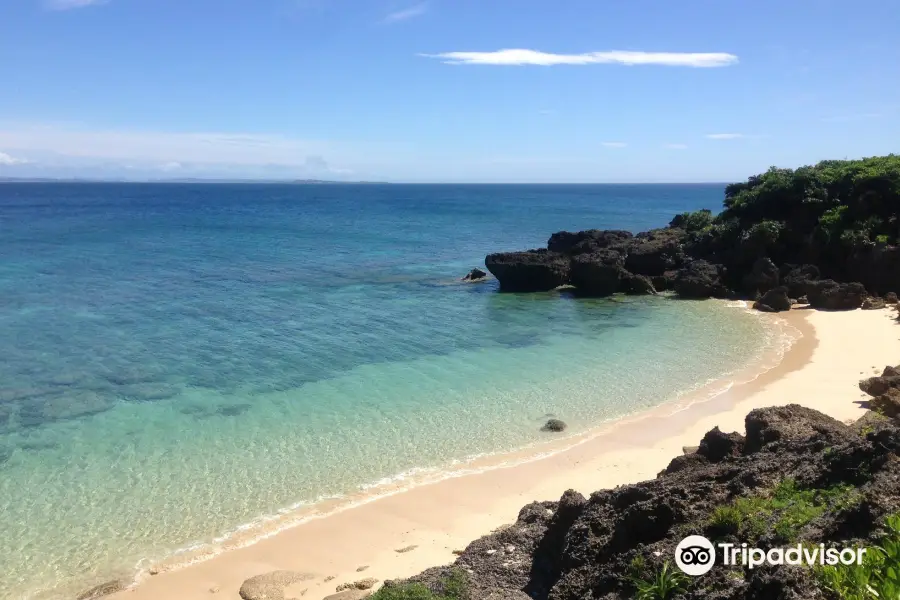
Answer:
[
  {"xmin": 102, "ymin": 306, "xmax": 900, "ymax": 600},
  {"xmin": 129, "ymin": 300, "xmax": 795, "ymax": 577}
]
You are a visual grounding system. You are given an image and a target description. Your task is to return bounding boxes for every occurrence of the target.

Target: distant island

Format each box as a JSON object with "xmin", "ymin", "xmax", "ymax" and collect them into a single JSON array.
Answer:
[{"xmin": 0, "ymin": 177, "xmax": 389, "ymax": 184}]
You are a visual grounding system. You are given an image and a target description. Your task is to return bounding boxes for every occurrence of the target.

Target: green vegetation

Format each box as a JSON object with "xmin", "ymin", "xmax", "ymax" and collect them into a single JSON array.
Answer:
[
  {"xmin": 815, "ymin": 514, "xmax": 900, "ymax": 600},
  {"xmin": 685, "ymin": 155, "xmax": 900, "ymax": 277},
  {"xmin": 708, "ymin": 479, "xmax": 861, "ymax": 542},
  {"xmin": 628, "ymin": 561, "xmax": 690, "ymax": 600},
  {"xmin": 368, "ymin": 570, "xmax": 468, "ymax": 600},
  {"xmin": 669, "ymin": 209, "xmax": 714, "ymax": 233}
]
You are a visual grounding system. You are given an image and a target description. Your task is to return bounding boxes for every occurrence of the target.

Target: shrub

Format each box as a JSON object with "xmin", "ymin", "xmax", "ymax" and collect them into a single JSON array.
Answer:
[
  {"xmin": 815, "ymin": 514, "xmax": 900, "ymax": 599},
  {"xmin": 670, "ymin": 209, "xmax": 714, "ymax": 233},
  {"xmin": 369, "ymin": 570, "xmax": 468, "ymax": 600}
]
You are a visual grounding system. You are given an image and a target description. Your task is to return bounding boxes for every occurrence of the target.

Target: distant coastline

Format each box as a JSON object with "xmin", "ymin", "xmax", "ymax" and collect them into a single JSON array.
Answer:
[{"xmin": 0, "ymin": 177, "xmax": 389, "ymax": 184}]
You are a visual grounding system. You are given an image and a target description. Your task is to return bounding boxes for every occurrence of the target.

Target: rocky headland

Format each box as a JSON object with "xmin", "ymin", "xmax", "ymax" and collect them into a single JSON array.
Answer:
[{"xmin": 485, "ymin": 155, "xmax": 900, "ymax": 313}]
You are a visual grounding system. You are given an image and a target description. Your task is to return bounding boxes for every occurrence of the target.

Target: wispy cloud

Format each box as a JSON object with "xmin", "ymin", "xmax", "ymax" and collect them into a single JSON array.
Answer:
[
  {"xmin": 705, "ymin": 133, "xmax": 744, "ymax": 140},
  {"xmin": 46, "ymin": 0, "xmax": 106, "ymax": 10},
  {"xmin": 421, "ymin": 49, "xmax": 738, "ymax": 68},
  {"xmin": 602, "ymin": 142, "xmax": 627, "ymax": 148},
  {"xmin": 664, "ymin": 143, "xmax": 688, "ymax": 150},
  {"xmin": 383, "ymin": 3, "xmax": 427, "ymax": 23},
  {"xmin": 0, "ymin": 151, "xmax": 28, "ymax": 166}
]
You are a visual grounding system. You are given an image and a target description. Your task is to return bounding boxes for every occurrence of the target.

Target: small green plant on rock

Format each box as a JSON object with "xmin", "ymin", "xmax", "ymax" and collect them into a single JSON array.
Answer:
[
  {"xmin": 629, "ymin": 561, "xmax": 690, "ymax": 600},
  {"xmin": 368, "ymin": 569, "xmax": 468, "ymax": 600}
]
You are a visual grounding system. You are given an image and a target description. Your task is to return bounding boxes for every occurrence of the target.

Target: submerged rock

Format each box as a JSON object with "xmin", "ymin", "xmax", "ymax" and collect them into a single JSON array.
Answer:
[
  {"xmin": 484, "ymin": 251, "xmax": 570, "ymax": 292},
  {"xmin": 239, "ymin": 571, "xmax": 315, "ymax": 600},
  {"xmin": 540, "ymin": 419, "xmax": 567, "ymax": 432},
  {"xmin": 75, "ymin": 580, "xmax": 128, "ymax": 600}
]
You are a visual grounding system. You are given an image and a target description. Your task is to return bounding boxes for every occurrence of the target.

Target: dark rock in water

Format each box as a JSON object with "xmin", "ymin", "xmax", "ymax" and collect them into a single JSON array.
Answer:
[
  {"xmin": 462, "ymin": 268, "xmax": 488, "ymax": 281},
  {"xmin": 540, "ymin": 419, "xmax": 567, "ymax": 432},
  {"xmin": 782, "ymin": 264, "xmax": 820, "ymax": 298},
  {"xmin": 862, "ymin": 297, "xmax": 886, "ymax": 310},
  {"xmin": 102, "ymin": 367, "xmax": 162, "ymax": 386},
  {"xmin": 569, "ymin": 250, "xmax": 628, "ymax": 296},
  {"xmin": 807, "ymin": 280, "xmax": 867, "ymax": 310},
  {"xmin": 753, "ymin": 302, "xmax": 776, "ymax": 312},
  {"xmin": 624, "ymin": 228, "xmax": 687, "ymax": 276},
  {"xmin": 698, "ymin": 427, "xmax": 744, "ymax": 461},
  {"xmin": 239, "ymin": 571, "xmax": 315, "ymax": 600},
  {"xmin": 886, "ymin": 292, "xmax": 899, "ymax": 304},
  {"xmin": 484, "ymin": 251, "xmax": 570, "ymax": 292},
  {"xmin": 755, "ymin": 286, "xmax": 792, "ymax": 312},
  {"xmin": 547, "ymin": 230, "xmax": 632, "ymax": 255},
  {"xmin": 38, "ymin": 391, "xmax": 116, "ymax": 422},
  {"xmin": 860, "ymin": 375, "xmax": 900, "ymax": 397},
  {"xmin": 76, "ymin": 580, "xmax": 128, "ymax": 600},
  {"xmin": 622, "ymin": 273, "xmax": 657, "ymax": 295},
  {"xmin": 742, "ymin": 257, "xmax": 780, "ymax": 294},
  {"xmin": 673, "ymin": 259, "xmax": 728, "ymax": 298}
]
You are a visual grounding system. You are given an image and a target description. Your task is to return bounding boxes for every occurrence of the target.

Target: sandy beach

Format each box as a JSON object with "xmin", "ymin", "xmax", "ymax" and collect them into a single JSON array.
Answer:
[{"xmin": 107, "ymin": 306, "xmax": 899, "ymax": 600}]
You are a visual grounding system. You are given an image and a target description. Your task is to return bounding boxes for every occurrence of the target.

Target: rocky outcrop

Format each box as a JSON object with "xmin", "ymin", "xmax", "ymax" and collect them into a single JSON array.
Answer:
[
  {"xmin": 622, "ymin": 273, "xmax": 657, "ymax": 295},
  {"xmin": 623, "ymin": 228, "xmax": 687, "ymax": 276},
  {"xmin": 336, "ymin": 578, "xmax": 378, "ymax": 592},
  {"xmin": 547, "ymin": 230, "xmax": 632, "ymax": 255},
  {"xmin": 743, "ymin": 257, "xmax": 779, "ymax": 294},
  {"xmin": 753, "ymin": 286, "xmax": 792, "ymax": 312},
  {"xmin": 863, "ymin": 297, "xmax": 887, "ymax": 310},
  {"xmin": 239, "ymin": 571, "xmax": 315, "ymax": 600},
  {"xmin": 462, "ymin": 268, "xmax": 488, "ymax": 281},
  {"xmin": 569, "ymin": 250, "xmax": 628, "ymax": 296},
  {"xmin": 781, "ymin": 264, "xmax": 820, "ymax": 299},
  {"xmin": 485, "ymin": 251, "xmax": 570, "ymax": 292},
  {"xmin": 672, "ymin": 260, "xmax": 728, "ymax": 299},
  {"xmin": 807, "ymin": 280, "xmax": 867, "ymax": 310},
  {"xmin": 886, "ymin": 292, "xmax": 899, "ymax": 304},
  {"xmin": 386, "ymin": 403, "xmax": 900, "ymax": 600}
]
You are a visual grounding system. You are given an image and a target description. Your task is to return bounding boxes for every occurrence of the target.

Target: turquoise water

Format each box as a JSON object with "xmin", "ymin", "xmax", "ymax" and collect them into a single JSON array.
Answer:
[{"xmin": 0, "ymin": 183, "xmax": 773, "ymax": 599}]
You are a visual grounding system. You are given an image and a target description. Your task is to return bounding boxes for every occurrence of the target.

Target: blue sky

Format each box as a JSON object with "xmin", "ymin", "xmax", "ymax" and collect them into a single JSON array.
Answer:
[{"xmin": 0, "ymin": 0, "xmax": 897, "ymax": 182}]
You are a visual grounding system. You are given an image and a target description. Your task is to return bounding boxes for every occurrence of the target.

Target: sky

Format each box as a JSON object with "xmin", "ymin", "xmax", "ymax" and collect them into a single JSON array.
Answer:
[{"xmin": 0, "ymin": 0, "xmax": 898, "ymax": 183}]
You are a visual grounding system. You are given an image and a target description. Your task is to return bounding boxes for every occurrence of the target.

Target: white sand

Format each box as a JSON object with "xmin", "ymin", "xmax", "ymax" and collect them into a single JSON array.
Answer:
[{"xmin": 107, "ymin": 307, "xmax": 900, "ymax": 600}]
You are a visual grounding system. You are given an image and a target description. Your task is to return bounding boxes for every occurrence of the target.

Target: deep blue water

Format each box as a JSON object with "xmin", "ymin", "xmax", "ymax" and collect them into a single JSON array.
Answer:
[{"xmin": 0, "ymin": 183, "xmax": 776, "ymax": 599}]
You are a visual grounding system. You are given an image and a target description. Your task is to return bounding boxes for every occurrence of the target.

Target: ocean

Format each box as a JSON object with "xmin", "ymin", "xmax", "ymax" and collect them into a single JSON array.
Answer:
[{"xmin": 0, "ymin": 183, "xmax": 779, "ymax": 599}]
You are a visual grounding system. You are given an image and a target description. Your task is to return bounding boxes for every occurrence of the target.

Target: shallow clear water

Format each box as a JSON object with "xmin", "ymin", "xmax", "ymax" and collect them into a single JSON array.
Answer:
[{"xmin": 0, "ymin": 183, "xmax": 771, "ymax": 598}]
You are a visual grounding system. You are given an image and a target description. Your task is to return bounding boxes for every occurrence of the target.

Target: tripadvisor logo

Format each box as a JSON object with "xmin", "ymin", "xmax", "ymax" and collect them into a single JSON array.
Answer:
[{"xmin": 674, "ymin": 535, "xmax": 866, "ymax": 576}]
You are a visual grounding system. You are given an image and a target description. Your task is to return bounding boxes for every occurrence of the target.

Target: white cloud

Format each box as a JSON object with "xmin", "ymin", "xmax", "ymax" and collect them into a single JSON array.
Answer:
[
  {"xmin": 602, "ymin": 142, "xmax": 627, "ymax": 148},
  {"xmin": 160, "ymin": 161, "xmax": 182, "ymax": 171},
  {"xmin": 421, "ymin": 49, "xmax": 738, "ymax": 68},
  {"xmin": 664, "ymin": 143, "xmax": 688, "ymax": 150},
  {"xmin": 47, "ymin": 0, "xmax": 106, "ymax": 10},
  {"xmin": 383, "ymin": 3, "xmax": 427, "ymax": 23},
  {"xmin": 0, "ymin": 152, "xmax": 28, "ymax": 166},
  {"xmin": 705, "ymin": 133, "xmax": 744, "ymax": 139}
]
